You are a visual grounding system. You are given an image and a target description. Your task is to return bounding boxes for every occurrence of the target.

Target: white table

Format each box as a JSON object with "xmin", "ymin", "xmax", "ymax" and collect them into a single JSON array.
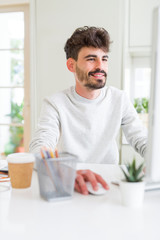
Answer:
[{"xmin": 0, "ymin": 164, "xmax": 160, "ymax": 240}]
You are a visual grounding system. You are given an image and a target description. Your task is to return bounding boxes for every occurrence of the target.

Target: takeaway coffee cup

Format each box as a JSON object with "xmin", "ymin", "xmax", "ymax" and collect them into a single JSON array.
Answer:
[{"xmin": 7, "ymin": 153, "xmax": 35, "ymax": 189}]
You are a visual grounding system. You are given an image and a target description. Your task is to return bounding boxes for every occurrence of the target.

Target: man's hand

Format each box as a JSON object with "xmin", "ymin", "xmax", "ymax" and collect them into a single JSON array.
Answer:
[{"xmin": 74, "ymin": 169, "xmax": 109, "ymax": 195}]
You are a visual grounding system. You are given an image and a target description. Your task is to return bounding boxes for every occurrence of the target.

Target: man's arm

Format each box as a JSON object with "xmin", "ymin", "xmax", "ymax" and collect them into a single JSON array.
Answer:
[
  {"xmin": 29, "ymin": 98, "xmax": 60, "ymax": 153},
  {"xmin": 121, "ymin": 93, "xmax": 148, "ymax": 157}
]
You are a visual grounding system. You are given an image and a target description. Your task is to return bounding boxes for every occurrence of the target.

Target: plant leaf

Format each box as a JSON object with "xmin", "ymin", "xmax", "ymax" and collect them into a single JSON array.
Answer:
[
  {"xmin": 137, "ymin": 175, "xmax": 144, "ymax": 182},
  {"xmin": 135, "ymin": 163, "xmax": 144, "ymax": 179},
  {"xmin": 132, "ymin": 159, "xmax": 136, "ymax": 172},
  {"xmin": 120, "ymin": 167, "xmax": 130, "ymax": 181}
]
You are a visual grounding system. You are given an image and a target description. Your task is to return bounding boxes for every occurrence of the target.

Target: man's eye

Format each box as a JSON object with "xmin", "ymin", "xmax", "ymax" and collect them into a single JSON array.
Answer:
[
  {"xmin": 102, "ymin": 58, "xmax": 108, "ymax": 61},
  {"xmin": 87, "ymin": 58, "xmax": 95, "ymax": 61}
]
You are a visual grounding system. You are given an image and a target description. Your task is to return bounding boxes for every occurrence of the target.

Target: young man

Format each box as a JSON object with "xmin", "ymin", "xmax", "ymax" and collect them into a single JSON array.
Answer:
[{"xmin": 29, "ymin": 26, "xmax": 147, "ymax": 195}]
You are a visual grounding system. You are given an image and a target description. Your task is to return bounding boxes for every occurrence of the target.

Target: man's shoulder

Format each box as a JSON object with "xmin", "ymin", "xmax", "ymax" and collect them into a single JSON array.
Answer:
[
  {"xmin": 45, "ymin": 86, "xmax": 73, "ymax": 103},
  {"xmin": 105, "ymin": 86, "xmax": 125, "ymax": 98}
]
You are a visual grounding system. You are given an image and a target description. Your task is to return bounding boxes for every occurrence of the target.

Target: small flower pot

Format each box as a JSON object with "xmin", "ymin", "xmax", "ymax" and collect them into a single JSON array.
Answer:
[{"xmin": 120, "ymin": 180, "xmax": 145, "ymax": 207}]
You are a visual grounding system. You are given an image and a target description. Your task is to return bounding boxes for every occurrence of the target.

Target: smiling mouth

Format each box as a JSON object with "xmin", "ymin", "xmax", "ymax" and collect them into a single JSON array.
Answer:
[
  {"xmin": 91, "ymin": 73, "xmax": 104, "ymax": 77},
  {"xmin": 89, "ymin": 70, "xmax": 107, "ymax": 78},
  {"xmin": 89, "ymin": 73, "xmax": 106, "ymax": 80}
]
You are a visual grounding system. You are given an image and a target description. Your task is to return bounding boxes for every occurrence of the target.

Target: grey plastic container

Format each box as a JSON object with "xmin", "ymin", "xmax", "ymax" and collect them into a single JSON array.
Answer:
[{"xmin": 36, "ymin": 154, "xmax": 77, "ymax": 202}]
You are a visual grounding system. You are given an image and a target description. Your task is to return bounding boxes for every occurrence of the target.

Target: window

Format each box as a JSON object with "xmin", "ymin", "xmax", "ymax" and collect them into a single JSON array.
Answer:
[
  {"xmin": 124, "ymin": 56, "xmax": 151, "ymax": 128},
  {"xmin": 124, "ymin": 56, "xmax": 151, "ymax": 102},
  {"xmin": 0, "ymin": 5, "xmax": 30, "ymax": 158},
  {"xmin": 122, "ymin": 55, "xmax": 151, "ymax": 145}
]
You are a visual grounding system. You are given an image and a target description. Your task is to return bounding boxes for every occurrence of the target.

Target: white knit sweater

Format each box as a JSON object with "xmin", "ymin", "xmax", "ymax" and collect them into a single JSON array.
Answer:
[{"xmin": 29, "ymin": 86, "xmax": 147, "ymax": 164}]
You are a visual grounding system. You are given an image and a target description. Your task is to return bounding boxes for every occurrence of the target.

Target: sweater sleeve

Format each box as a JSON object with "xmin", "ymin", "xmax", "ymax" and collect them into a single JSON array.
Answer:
[
  {"xmin": 121, "ymin": 92, "xmax": 148, "ymax": 157},
  {"xmin": 29, "ymin": 97, "xmax": 60, "ymax": 154}
]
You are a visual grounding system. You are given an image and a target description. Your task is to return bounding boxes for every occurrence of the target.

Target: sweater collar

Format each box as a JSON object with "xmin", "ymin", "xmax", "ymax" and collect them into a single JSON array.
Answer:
[{"xmin": 71, "ymin": 86, "xmax": 106, "ymax": 104}]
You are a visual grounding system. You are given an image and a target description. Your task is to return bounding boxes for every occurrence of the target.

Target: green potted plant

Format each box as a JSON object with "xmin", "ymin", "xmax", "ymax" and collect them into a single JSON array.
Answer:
[{"xmin": 120, "ymin": 158, "xmax": 145, "ymax": 207}]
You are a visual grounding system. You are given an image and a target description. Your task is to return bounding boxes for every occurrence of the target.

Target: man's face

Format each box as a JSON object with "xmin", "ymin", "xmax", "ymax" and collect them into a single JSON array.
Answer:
[{"xmin": 74, "ymin": 47, "xmax": 108, "ymax": 90}]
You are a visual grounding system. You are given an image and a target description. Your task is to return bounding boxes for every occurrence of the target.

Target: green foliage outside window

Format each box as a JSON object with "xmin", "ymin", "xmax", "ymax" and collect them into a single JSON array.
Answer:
[
  {"xmin": 134, "ymin": 98, "xmax": 149, "ymax": 113},
  {"xmin": 4, "ymin": 101, "xmax": 24, "ymax": 156}
]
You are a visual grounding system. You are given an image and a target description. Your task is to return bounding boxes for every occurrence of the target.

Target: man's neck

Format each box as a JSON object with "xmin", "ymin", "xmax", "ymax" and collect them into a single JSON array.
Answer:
[{"xmin": 75, "ymin": 84, "xmax": 101, "ymax": 100}]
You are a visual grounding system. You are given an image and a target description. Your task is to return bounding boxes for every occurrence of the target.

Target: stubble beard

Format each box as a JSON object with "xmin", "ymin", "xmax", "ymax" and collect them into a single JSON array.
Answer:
[{"xmin": 75, "ymin": 65, "xmax": 107, "ymax": 90}]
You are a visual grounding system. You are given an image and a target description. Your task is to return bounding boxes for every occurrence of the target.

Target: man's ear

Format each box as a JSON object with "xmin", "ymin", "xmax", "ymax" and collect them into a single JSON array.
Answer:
[{"xmin": 66, "ymin": 58, "xmax": 76, "ymax": 72}]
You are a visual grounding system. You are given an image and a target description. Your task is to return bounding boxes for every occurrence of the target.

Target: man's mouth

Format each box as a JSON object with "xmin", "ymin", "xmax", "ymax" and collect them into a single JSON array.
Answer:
[
  {"xmin": 89, "ymin": 70, "xmax": 107, "ymax": 78},
  {"xmin": 91, "ymin": 73, "xmax": 105, "ymax": 78}
]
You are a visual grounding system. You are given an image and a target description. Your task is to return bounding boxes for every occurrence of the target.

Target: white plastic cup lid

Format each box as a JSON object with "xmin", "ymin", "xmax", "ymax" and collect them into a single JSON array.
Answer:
[{"xmin": 7, "ymin": 153, "xmax": 35, "ymax": 164}]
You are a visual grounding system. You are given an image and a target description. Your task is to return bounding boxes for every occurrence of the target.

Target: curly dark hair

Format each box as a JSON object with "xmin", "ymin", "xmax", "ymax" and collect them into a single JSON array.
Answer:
[{"xmin": 64, "ymin": 26, "xmax": 111, "ymax": 60}]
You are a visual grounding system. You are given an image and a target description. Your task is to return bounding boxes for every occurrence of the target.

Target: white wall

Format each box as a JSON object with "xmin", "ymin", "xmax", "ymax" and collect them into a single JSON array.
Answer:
[
  {"xmin": 129, "ymin": 0, "xmax": 160, "ymax": 47},
  {"xmin": 34, "ymin": 0, "xmax": 124, "ymax": 118}
]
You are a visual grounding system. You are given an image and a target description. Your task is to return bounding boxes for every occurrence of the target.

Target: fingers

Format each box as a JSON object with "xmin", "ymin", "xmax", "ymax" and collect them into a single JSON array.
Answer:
[
  {"xmin": 74, "ymin": 181, "xmax": 81, "ymax": 193},
  {"xmin": 75, "ymin": 169, "xmax": 110, "ymax": 195},
  {"xmin": 94, "ymin": 173, "xmax": 110, "ymax": 190},
  {"xmin": 75, "ymin": 173, "xmax": 89, "ymax": 195},
  {"xmin": 77, "ymin": 170, "xmax": 98, "ymax": 191}
]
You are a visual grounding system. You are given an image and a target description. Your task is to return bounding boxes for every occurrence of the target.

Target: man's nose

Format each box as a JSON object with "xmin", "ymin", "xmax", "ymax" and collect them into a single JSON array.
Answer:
[{"xmin": 95, "ymin": 59, "xmax": 103, "ymax": 69}]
